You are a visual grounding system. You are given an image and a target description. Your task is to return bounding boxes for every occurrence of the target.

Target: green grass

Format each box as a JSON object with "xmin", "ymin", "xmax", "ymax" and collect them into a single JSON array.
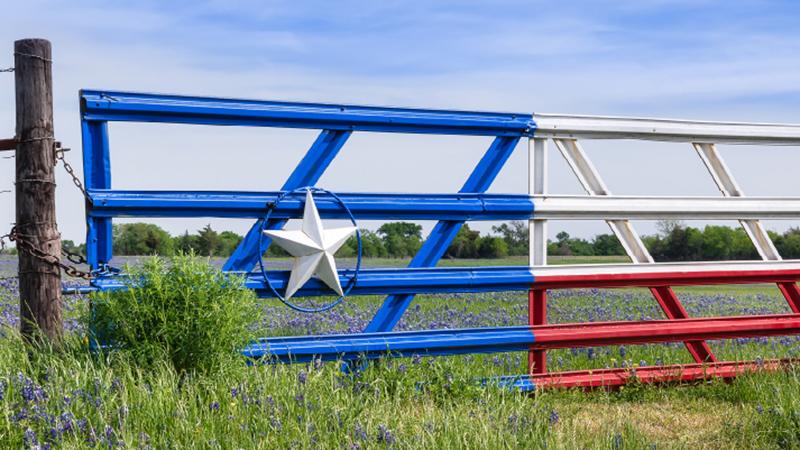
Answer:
[
  {"xmin": 2, "ymin": 255, "xmax": 800, "ymax": 448},
  {"xmin": 1, "ymin": 332, "xmax": 800, "ymax": 449}
]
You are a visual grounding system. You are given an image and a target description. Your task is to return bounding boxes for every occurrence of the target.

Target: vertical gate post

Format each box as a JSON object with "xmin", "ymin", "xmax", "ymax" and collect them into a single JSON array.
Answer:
[
  {"xmin": 15, "ymin": 38, "xmax": 62, "ymax": 343},
  {"xmin": 528, "ymin": 137, "xmax": 548, "ymax": 374}
]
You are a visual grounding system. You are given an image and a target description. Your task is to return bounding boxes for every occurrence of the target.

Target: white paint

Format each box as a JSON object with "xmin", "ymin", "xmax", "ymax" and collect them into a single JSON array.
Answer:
[{"xmin": 263, "ymin": 190, "xmax": 356, "ymax": 298}]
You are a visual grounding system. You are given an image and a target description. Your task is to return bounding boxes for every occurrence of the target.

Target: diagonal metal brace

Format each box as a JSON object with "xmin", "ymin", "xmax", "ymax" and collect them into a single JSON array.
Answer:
[
  {"xmin": 223, "ymin": 130, "xmax": 351, "ymax": 272},
  {"xmin": 694, "ymin": 142, "xmax": 800, "ymax": 313},
  {"xmin": 364, "ymin": 136, "xmax": 520, "ymax": 333},
  {"xmin": 554, "ymin": 138, "xmax": 716, "ymax": 363}
]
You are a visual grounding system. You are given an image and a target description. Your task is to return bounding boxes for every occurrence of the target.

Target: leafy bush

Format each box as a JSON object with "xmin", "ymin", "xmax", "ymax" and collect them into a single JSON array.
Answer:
[{"xmin": 89, "ymin": 254, "xmax": 258, "ymax": 374}]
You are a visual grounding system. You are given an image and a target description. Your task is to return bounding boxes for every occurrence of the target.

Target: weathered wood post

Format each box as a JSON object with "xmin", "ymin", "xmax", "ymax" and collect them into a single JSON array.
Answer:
[{"xmin": 15, "ymin": 38, "xmax": 62, "ymax": 343}]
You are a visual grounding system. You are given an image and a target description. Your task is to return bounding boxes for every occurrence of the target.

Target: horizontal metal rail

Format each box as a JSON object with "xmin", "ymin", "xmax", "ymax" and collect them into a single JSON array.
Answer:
[
  {"xmin": 244, "ymin": 327, "xmax": 535, "ymax": 362},
  {"xmin": 87, "ymin": 190, "xmax": 533, "ymax": 220},
  {"xmin": 533, "ymin": 113, "xmax": 800, "ymax": 144},
  {"xmin": 79, "ymin": 261, "xmax": 800, "ymax": 297},
  {"xmin": 245, "ymin": 314, "xmax": 800, "ymax": 363},
  {"xmin": 88, "ymin": 190, "xmax": 800, "ymax": 221},
  {"xmin": 534, "ymin": 195, "xmax": 800, "ymax": 220},
  {"xmin": 87, "ymin": 266, "xmax": 536, "ymax": 297},
  {"xmin": 495, "ymin": 359, "xmax": 795, "ymax": 391},
  {"xmin": 533, "ymin": 260, "xmax": 800, "ymax": 288},
  {"xmin": 81, "ymin": 90, "xmax": 534, "ymax": 136}
]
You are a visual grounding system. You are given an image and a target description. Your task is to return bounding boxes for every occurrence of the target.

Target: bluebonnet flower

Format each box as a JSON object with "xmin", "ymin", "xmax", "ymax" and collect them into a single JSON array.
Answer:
[
  {"xmin": 24, "ymin": 428, "xmax": 38, "ymax": 447},
  {"xmin": 353, "ymin": 423, "xmax": 368, "ymax": 441},
  {"xmin": 298, "ymin": 370, "xmax": 308, "ymax": 385},
  {"xmin": 376, "ymin": 424, "xmax": 394, "ymax": 445},
  {"xmin": 550, "ymin": 410, "xmax": 559, "ymax": 425},
  {"xmin": 209, "ymin": 401, "xmax": 220, "ymax": 412}
]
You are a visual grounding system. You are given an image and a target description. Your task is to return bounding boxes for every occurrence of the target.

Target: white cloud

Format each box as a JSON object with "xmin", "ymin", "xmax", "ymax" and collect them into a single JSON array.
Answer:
[{"xmin": 0, "ymin": 0, "xmax": 798, "ymax": 245}]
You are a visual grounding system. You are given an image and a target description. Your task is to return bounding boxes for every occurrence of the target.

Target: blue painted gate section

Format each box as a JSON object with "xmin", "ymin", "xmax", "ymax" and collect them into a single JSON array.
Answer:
[{"xmin": 79, "ymin": 90, "xmax": 537, "ymax": 365}]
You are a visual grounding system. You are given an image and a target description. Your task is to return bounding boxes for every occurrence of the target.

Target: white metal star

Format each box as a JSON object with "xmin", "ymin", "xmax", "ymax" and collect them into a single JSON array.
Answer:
[{"xmin": 263, "ymin": 190, "xmax": 356, "ymax": 299}]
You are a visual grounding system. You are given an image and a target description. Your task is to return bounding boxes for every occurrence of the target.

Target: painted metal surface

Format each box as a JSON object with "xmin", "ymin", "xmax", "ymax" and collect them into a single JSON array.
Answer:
[
  {"xmin": 81, "ymin": 120, "xmax": 111, "ymax": 268},
  {"xmin": 504, "ymin": 359, "xmax": 796, "ymax": 391},
  {"xmin": 87, "ymin": 265, "xmax": 536, "ymax": 297},
  {"xmin": 87, "ymin": 190, "xmax": 534, "ymax": 220},
  {"xmin": 694, "ymin": 142, "xmax": 800, "ymax": 313},
  {"xmin": 225, "ymin": 129, "xmax": 351, "ymax": 273},
  {"xmin": 533, "ymin": 195, "xmax": 800, "ymax": 219},
  {"xmin": 246, "ymin": 314, "xmax": 800, "ymax": 363},
  {"xmin": 79, "ymin": 88, "xmax": 800, "ymax": 390},
  {"xmin": 552, "ymin": 137, "xmax": 716, "ymax": 364},
  {"xmin": 533, "ymin": 113, "xmax": 800, "ymax": 144},
  {"xmin": 81, "ymin": 90, "xmax": 534, "ymax": 136},
  {"xmin": 363, "ymin": 136, "xmax": 520, "ymax": 333}
]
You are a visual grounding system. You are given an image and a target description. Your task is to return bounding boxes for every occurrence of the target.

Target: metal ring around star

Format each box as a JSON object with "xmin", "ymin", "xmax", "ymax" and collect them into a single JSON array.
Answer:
[{"xmin": 257, "ymin": 186, "xmax": 362, "ymax": 313}]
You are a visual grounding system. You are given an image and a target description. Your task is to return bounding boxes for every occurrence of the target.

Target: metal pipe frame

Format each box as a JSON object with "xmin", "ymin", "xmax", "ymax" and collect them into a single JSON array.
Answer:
[
  {"xmin": 533, "ymin": 113, "xmax": 800, "ymax": 144},
  {"xmin": 88, "ymin": 190, "xmax": 800, "ymax": 221},
  {"xmin": 79, "ymin": 89, "xmax": 800, "ymax": 390},
  {"xmin": 245, "ymin": 314, "xmax": 800, "ymax": 363},
  {"xmin": 499, "ymin": 359, "xmax": 796, "ymax": 391},
  {"xmin": 77, "ymin": 260, "xmax": 800, "ymax": 297},
  {"xmin": 82, "ymin": 90, "xmax": 534, "ymax": 137}
]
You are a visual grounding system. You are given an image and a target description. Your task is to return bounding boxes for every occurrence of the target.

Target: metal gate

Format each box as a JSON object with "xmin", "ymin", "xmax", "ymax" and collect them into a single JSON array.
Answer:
[{"xmin": 79, "ymin": 90, "xmax": 800, "ymax": 389}]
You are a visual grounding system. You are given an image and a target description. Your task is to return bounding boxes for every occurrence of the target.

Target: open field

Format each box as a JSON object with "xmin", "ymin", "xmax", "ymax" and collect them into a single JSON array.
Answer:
[{"xmin": 1, "ymin": 255, "xmax": 799, "ymax": 448}]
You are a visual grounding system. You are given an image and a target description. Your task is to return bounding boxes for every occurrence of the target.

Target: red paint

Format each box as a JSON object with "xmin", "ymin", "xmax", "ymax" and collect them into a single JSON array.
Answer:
[
  {"xmin": 530, "ymin": 359, "xmax": 794, "ymax": 389},
  {"xmin": 534, "ymin": 268, "xmax": 800, "ymax": 289},
  {"xmin": 530, "ymin": 314, "xmax": 800, "ymax": 349},
  {"xmin": 528, "ymin": 289, "xmax": 547, "ymax": 375},
  {"xmin": 649, "ymin": 286, "xmax": 716, "ymax": 363},
  {"xmin": 777, "ymin": 282, "xmax": 800, "ymax": 313}
]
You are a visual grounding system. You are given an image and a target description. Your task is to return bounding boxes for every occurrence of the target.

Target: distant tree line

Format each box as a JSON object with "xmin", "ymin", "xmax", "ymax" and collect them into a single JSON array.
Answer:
[
  {"xmin": 545, "ymin": 220, "xmax": 800, "ymax": 261},
  {"xmin": 29, "ymin": 220, "xmax": 800, "ymax": 260}
]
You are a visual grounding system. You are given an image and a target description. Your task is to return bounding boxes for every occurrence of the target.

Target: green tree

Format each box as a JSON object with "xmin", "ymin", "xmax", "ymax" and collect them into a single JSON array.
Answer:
[
  {"xmin": 378, "ymin": 222, "xmax": 423, "ymax": 258},
  {"xmin": 445, "ymin": 224, "xmax": 481, "ymax": 258},
  {"xmin": 174, "ymin": 231, "xmax": 199, "ymax": 254},
  {"xmin": 113, "ymin": 223, "xmax": 174, "ymax": 256},
  {"xmin": 492, "ymin": 221, "xmax": 528, "ymax": 255},
  {"xmin": 592, "ymin": 234, "xmax": 625, "ymax": 256},
  {"xmin": 218, "ymin": 231, "xmax": 243, "ymax": 257},
  {"xmin": 197, "ymin": 224, "xmax": 221, "ymax": 256},
  {"xmin": 775, "ymin": 228, "xmax": 800, "ymax": 258},
  {"xmin": 478, "ymin": 236, "xmax": 508, "ymax": 258}
]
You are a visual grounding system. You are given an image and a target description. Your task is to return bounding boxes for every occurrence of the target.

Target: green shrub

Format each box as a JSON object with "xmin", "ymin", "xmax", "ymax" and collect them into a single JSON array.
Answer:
[{"xmin": 89, "ymin": 254, "xmax": 259, "ymax": 374}]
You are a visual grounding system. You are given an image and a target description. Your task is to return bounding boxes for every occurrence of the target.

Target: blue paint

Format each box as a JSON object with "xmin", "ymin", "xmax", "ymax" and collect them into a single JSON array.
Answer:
[
  {"xmin": 80, "ymin": 119, "xmax": 112, "ymax": 269},
  {"xmin": 85, "ymin": 266, "xmax": 535, "ymax": 297},
  {"xmin": 223, "ymin": 129, "xmax": 350, "ymax": 272},
  {"xmin": 81, "ymin": 90, "xmax": 534, "ymax": 137},
  {"xmin": 79, "ymin": 89, "xmax": 541, "ymax": 371},
  {"xmin": 86, "ymin": 190, "xmax": 534, "ymax": 221},
  {"xmin": 364, "ymin": 136, "xmax": 521, "ymax": 333},
  {"xmin": 242, "ymin": 326, "xmax": 537, "ymax": 363}
]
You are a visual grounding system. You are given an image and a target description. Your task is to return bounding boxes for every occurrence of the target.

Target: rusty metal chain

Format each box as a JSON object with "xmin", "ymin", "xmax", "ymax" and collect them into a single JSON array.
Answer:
[
  {"xmin": 0, "ymin": 139, "xmax": 115, "ymax": 280},
  {"xmin": 54, "ymin": 142, "xmax": 92, "ymax": 203},
  {"xmin": 5, "ymin": 227, "xmax": 95, "ymax": 280}
]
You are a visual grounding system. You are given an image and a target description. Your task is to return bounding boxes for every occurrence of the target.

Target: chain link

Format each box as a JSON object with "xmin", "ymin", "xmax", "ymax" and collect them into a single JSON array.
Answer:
[
  {"xmin": 54, "ymin": 143, "xmax": 92, "ymax": 204},
  {"xmin": 4, "ymin": 227, "xmax": 95, "ymax": 280},
  {"xmin": 0, "ymin": 139, "xmax": 116, "ymax": 280},
  {"xmin": 0, "ymin": 67, "xmax": 13, "ymax": 73}
]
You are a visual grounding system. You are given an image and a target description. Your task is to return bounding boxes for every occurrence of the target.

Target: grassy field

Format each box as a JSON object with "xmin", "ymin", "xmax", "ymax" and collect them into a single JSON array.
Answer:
[{"xmin": 1, "ymin": 255, "xmax": 799, "ymax": 448}]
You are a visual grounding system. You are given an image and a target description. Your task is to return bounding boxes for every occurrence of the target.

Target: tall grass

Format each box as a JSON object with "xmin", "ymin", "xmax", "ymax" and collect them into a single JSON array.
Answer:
[
  {"xmin": 1, "ymin": 256, "xmax": 799, "ymax": 448},
  {"xmin": 1, "ymin": 331, "xmax": 800, "ymax": 448},
  {"xmin": 89, "ymin": 255, "xmax": 258, "ymax": 374}
]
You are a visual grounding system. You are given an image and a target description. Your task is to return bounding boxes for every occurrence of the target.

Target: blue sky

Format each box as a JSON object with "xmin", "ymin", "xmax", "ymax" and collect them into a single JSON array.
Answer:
[{"xmin": 1, "ymin": 0, "xmax": 800, "ymax": 243}]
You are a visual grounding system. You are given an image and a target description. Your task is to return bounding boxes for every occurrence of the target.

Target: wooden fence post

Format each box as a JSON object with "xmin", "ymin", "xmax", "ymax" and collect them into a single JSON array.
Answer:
[{"xmin": 15, "ymin": 38, "xmax": 62, "ymax": 343}]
